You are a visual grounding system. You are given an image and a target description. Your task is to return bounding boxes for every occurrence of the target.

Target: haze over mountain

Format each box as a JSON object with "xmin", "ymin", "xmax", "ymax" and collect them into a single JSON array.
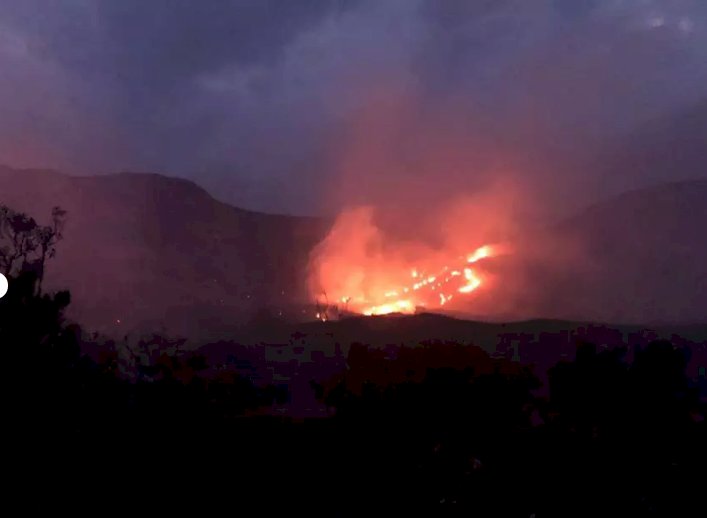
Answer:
[
  {"xmin": 0, "ymin": 165, "xmax": 329, "ymax": 339},
  {"xmin": 541, "ymin": 179, "xmax": 707, "ymax": 325},
  {"xmin": 1, "ymin": 165, "xmax": 706, "ymax": 336},
  {"xmin": 466, "ymin": 97, "xmax": 707, "ymax": 324}
]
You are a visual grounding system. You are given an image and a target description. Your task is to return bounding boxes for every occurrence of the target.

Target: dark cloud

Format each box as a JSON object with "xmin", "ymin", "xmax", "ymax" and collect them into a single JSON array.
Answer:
[
  {"xmin": 4, "ymin": 0, "xmax": 354, "ymax": 80},
  {"xmin": 0, "ymin": 0, "xmax": 706, "ymax": 215},
  {"xmin": 553, "ymin": 0, "xmax": 599, "ymax": 19}
]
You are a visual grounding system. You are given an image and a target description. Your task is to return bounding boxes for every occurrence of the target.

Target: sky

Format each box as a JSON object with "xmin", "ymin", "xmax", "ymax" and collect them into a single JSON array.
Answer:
[{"xmin": 1, "ymin": 0, "xmax": 706, "ymax": 216}]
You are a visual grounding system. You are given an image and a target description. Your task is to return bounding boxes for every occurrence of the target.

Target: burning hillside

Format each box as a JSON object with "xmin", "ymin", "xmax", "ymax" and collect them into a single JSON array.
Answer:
[{"xmin": 307, "ymin": 201, "xmax": 514, "ymax": 320}]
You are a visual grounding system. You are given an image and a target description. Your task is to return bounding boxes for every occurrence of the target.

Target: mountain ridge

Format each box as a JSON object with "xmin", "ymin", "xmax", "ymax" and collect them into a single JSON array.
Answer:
[
  {"xmin": 0, "ymin": 165, "xmax": 331, "ymax": 339},
  {"xmin": 2, "ymin": 165, "xmax": 707, "ymax": 336}
]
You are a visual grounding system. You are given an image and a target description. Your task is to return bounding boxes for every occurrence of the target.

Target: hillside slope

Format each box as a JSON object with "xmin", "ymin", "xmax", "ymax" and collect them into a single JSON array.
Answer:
[
  {"xmin": 444, "ymin": 179, "xmax": 707, "ymax": 326},
  {"xmin": 2, "ymin": 166, "xmax": 706, "ymax": 335},
  {"xmin": 0, "ymin": 166, "xmax": 330, "ymax": 338},
  {"xmin": 547, "ymin": 179, "xmax": 707, "ymax": 324}
]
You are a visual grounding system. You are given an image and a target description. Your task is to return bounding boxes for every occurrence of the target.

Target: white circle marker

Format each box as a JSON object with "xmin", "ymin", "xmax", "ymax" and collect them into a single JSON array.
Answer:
[{"xmin": 0, "ymin": 273, "xmax": 7, "ymax": 299}]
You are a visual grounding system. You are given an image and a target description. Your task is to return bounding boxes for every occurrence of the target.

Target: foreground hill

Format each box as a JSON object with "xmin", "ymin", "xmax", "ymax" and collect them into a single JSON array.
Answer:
[{"xmin": 0, "ymin": 166, "xmax": 330, "ymax": 338}]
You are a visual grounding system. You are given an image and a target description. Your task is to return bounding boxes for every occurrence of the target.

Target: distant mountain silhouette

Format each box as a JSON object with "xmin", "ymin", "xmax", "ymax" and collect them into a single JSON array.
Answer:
[
  {"xmin": 2, "ymin": 166, "xmax": 706, "ymax": 335},
  {"xmin": 547, "ymin": 179, "xmax": 707, "ymax": 324},
  {"xmin": 539, "ymin": 99, "xmax": 707, "ymax": 322},
  {"xmin": 0, "ymin": 166, "xmax": 330, "ymax": 338}
]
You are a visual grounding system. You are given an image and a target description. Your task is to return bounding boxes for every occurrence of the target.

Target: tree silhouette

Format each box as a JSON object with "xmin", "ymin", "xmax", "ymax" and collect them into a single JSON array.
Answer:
[
  {"xmin": 542, "ymin": 339, "xmax": 706, "ymax": 516},
  {"xmin": 0, "ymin": 204, "xmax": 66, "ymax": 295}
]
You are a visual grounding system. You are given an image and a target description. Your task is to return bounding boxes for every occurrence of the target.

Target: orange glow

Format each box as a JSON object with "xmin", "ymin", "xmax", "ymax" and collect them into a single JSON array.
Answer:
[
  {"xmin": 308, "ymin": 205, "xmax": 511, "ymax": 319},
  {"xmin": 458, "ymin": 268, "xmax": 482, "ymax": 294},
  {"xmin": 363, "ymin": 299, "xmax": 415, "ymax": 316},
  {"xmin": 467, "ymin": 245, "xmax": 493, "ymax": 264},
  {"xmin": 313, "ymin": 244, "xmax": 493, "ymax": 317}
]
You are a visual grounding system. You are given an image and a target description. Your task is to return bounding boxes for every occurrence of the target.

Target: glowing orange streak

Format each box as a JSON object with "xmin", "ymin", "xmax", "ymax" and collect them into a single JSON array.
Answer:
[
  {"xmin": 467, "ymin": 245, "xmax": 492, "ymax": 263},
  {"xmin": 458, "ymin": 267, "xmax": 481, "ymax": 293},
  {"xmin": 363, "ymin": 299, "xmax": 414, "ymax": 316},
  {"xmin": 318, "ymin": 243, "xmax": 506, "ymax": 319}
]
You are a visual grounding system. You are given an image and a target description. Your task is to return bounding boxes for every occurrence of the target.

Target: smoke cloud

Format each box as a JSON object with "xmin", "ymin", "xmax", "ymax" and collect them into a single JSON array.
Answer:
[{"xmin": 0, "ymin": 0, "xmax": 706, "ymax": 214}]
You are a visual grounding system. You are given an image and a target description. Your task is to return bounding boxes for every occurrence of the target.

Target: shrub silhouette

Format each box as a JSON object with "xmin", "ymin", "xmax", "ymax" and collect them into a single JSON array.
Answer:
[
  {"xmin": 308, "ymin": 337, "xmax": 706, "ymax": 514},
  {"xmin": 2, "ymin": 205, "xmax": 705, "ymax": 515},
  {"xmin": 1, "ymin": 205, "xmax": 282, "ymax": 466}
]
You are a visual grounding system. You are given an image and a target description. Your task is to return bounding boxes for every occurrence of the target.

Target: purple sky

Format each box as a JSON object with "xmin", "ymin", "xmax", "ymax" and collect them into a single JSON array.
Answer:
[{"xmin": 1, "ymin": 0, "xmax": 706, "ymax": 215}]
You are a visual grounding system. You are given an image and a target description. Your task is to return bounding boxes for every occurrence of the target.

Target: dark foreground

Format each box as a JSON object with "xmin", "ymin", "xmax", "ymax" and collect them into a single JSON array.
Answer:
[{"xmin": 3, "ymin": 272, "xmax": 707, "ymax": 516}]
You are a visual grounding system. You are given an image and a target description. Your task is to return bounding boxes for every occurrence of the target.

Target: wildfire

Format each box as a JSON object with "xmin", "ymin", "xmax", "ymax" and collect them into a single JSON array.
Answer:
[
  {"xmin": 307, "ymin": 200, "xmax": 517, "ymax": 321},
  {"xmin": 315, "ymin": 242, "xmax": 506, "ymax": 320}
]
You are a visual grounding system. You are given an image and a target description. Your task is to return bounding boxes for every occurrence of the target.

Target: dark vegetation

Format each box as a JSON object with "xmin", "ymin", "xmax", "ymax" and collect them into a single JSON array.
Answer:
[{"xmin": 2, "ymin": 204, "xmax": 706, "ymax": 515}]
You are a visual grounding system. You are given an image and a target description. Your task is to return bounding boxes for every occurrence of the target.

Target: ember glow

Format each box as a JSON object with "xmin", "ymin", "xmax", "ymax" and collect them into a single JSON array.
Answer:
[
  {"xmin": 357, "ymin": 243, "xmax": 502, "ymax": 316},
  {"xmin": 308, "ymin": 206, "xmax": 511, "ymax": 319}
]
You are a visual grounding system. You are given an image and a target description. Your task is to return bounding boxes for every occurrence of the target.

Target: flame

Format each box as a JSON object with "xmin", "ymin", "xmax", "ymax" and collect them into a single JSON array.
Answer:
[
  {"xmin": 307, "ymin": 205, "xmax": 514, "ymax": 320},
  {"xmin": 458, "ymin": 268, "xmax": 481, "ymax": 293},
  {"xmin": 467, "ymin": 245, "xmax": 492, "ymax": 264},
  {"xmin": 312, "ymin": 241, "xmax": 507, "ymax": 319},
  {"xmin": 363, "ymin": 299, "xmax": 414, "ymax": 316}
]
